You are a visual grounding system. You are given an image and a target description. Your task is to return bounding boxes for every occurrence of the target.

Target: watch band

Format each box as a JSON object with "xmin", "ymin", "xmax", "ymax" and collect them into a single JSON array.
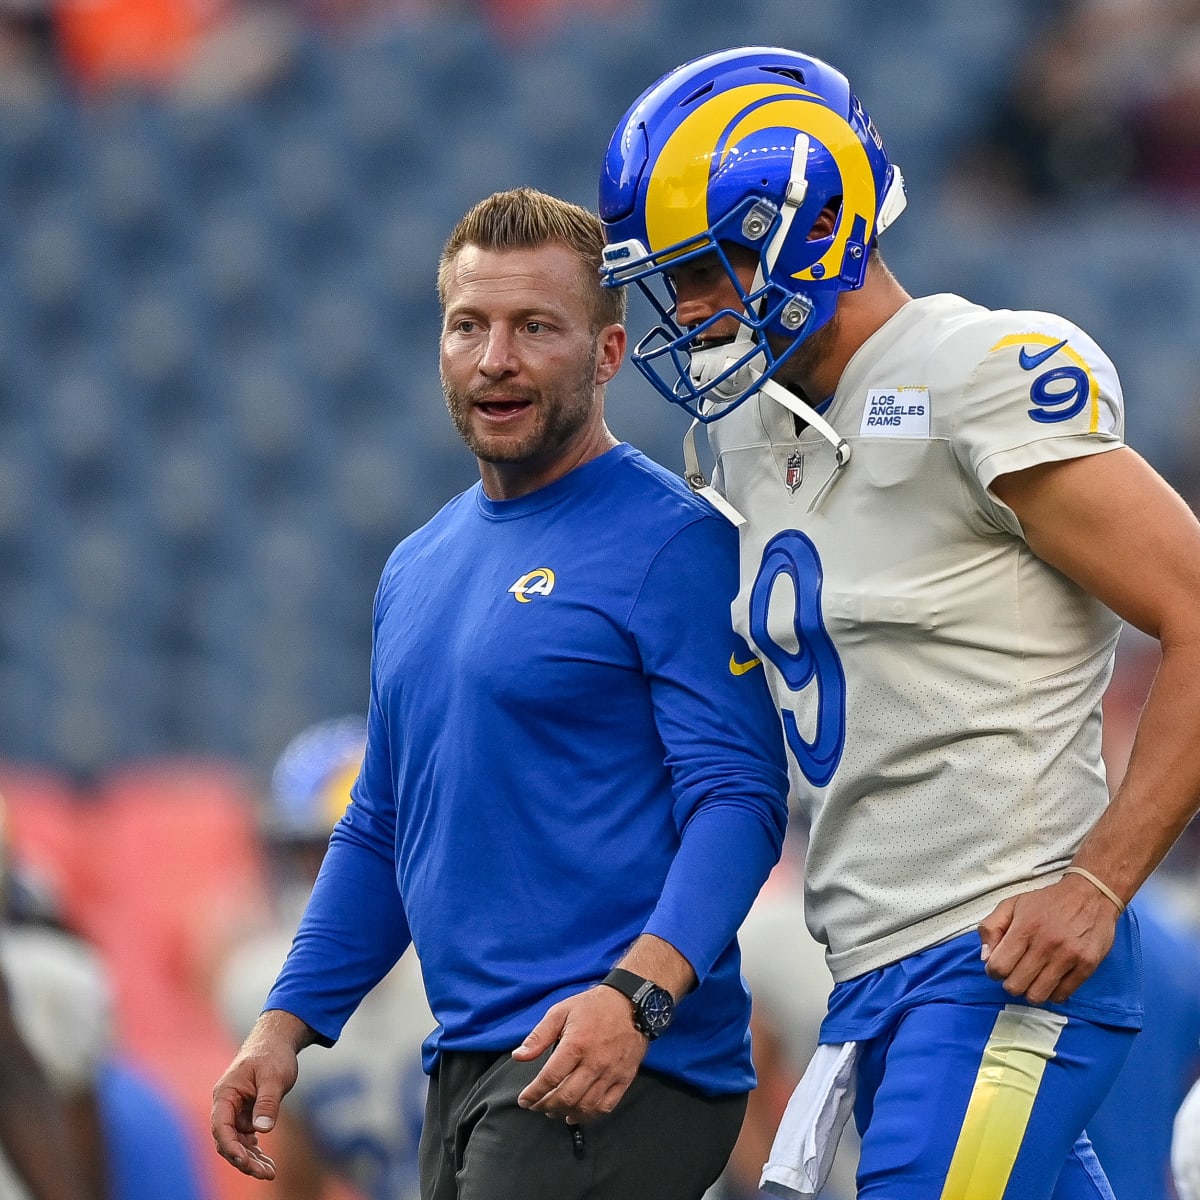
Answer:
[{"xmin": 602, "ymin": 967, "xmax": 652, "ymax": 1003}]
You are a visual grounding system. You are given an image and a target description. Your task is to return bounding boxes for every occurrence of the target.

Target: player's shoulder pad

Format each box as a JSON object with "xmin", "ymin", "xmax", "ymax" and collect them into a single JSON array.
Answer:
[
  {"xmin": 923, "ymin": 304, "xmax": 1107, "ymax": 375},
  {"xmin": 981, "ymin": 308, "xmax": 1113, "ymax": 374}
]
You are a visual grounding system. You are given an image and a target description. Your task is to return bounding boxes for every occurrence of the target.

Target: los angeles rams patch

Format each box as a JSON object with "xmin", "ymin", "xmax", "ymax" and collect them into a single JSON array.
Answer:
[{"xmin": 860, "ymin": 387, "xmax": 930, "ymax": 437}]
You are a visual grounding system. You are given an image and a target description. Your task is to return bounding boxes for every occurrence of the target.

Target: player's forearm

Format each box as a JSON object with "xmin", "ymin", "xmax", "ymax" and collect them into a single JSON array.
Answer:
[{"xmin": 1074, "ymin": 637, "xmax": 1200, "ymax": 903}]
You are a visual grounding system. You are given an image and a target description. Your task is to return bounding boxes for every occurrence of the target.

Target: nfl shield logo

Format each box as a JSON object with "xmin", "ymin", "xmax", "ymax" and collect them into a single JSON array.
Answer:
[{"xmin": 785, "ymin": 450, "xmax": 804, "ymax": 494}]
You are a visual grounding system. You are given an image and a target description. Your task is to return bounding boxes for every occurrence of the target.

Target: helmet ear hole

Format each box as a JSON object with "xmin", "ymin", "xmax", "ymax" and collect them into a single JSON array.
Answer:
[{"xmin": 809, "ymin": 198, "xmax": 841, "ymax": 240}]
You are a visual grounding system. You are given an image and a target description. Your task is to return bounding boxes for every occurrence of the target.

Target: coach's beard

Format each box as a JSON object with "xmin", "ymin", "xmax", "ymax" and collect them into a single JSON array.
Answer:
[{"xmin": 442, "ymin": 348, "xmax": 598, "ymax": 466}]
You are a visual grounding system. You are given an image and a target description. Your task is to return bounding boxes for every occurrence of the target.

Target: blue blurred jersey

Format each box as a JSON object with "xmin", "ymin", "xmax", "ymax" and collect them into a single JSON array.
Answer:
[{"xmin": 98, "ymin": 1059, "xmax": 208, "ymax": 1200}]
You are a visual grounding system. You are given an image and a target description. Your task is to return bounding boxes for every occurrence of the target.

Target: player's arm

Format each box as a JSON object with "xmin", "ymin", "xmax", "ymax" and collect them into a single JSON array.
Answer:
[
  {"xmin": 982, "ymin": 446, "xmax": 1200, "ymax": 1002},
  {"xmin": 0, "ymin": 969, "xmax": 91, "ymax": 1200}
]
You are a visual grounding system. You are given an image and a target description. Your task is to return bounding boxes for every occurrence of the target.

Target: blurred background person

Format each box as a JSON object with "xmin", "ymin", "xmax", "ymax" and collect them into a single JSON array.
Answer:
[
  {"xmin": 212, "ymin": 715, "xmax": 430, "ymax": 1200},
  {"xmin": 1086, "ymin": 880, "xmax": 1200, "ymax": 1199},
  {"xmin": 0, "ymin": 799, "xmax": 91, "ymax": 1200},
  {"xmin": 1176, "ymin": 1070, "xmax": 1200, "ymax": 1200},
  {"xmin": 952, "ymin": 0, "xmax": 1200, "ymax": 208},
  {"xmin": 0, "ymin": 801, "xmax": 210, "ymax": 1200},
  {"xmin": 1085, "ymin": 631, "xmax": 1200, "ymax": 1199}
]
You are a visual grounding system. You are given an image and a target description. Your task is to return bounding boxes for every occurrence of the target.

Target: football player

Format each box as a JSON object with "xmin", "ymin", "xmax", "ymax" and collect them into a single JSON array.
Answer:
[
  {"xmin": 0, "ymin": 798, "xmax": 205, "ymax": 1200},
  {"xmin": 0, "ymin": 796, "xmax": 91, "ymax": 1200},
  {"xmin": 598, "ymin": 46, "xmax": 1200, "ymax": 1200}
]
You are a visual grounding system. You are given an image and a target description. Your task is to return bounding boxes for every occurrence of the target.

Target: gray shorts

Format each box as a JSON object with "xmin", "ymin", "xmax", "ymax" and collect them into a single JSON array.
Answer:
[{"xmin": 419, "ymin": 1047, "xmax": 748, "ymax": 1200}]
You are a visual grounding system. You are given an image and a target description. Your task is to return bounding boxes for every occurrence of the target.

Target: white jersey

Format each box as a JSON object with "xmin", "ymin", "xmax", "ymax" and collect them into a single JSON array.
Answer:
[
  {"xmin": 216, "ymin": 928, "xmax": 432, "ymax": 1200},
  {"xmin": 0, "ymin": 926, "xmax": 111, "ymax": 1095},
  {"xmin": 708, "ymin": 294, "xmax": 1125, "ymax": 982}
]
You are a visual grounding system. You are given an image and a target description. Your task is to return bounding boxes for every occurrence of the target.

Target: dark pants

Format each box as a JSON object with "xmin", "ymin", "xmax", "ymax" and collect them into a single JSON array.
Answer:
[{"xmin": 419, "ymin": 1047, "xmax": 747, "ymax": 1200}]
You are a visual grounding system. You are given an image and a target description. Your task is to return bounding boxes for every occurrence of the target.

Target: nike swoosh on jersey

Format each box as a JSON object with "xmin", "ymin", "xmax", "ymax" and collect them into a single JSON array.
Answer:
[
  {"xmin": 1018, "ymin": 339, "xmax": 1068, "ymax": 371},
  {"xmin": 729, "ymin": 653, "xmax": 762, "ymax": 676}
]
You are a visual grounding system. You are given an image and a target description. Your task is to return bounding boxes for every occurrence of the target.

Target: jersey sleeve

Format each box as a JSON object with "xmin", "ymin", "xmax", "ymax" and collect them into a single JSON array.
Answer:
[
  {"xmin": 628, "ymin": 513, "xmax": 790, "ymax": 983},
  {"xmin": 950, "ymin": 312, "xmax": 1125, "ymax": 534}
]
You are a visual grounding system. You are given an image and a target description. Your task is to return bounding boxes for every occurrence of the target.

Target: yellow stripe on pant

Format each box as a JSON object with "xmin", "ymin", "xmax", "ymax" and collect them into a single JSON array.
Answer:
[{"xmin": 940, "ymin": 1004, "xmax": 1068, "ymax": 1199}]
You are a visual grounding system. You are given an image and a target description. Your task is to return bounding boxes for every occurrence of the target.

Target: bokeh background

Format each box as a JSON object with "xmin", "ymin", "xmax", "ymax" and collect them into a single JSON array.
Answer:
[
  {"xmin": 5, "ymin": 0, "xmax": 1200, "ymax": 780},
  {"xmin": 1, "ymin": 1, "xmax": 1199, "ymax": 1199}
]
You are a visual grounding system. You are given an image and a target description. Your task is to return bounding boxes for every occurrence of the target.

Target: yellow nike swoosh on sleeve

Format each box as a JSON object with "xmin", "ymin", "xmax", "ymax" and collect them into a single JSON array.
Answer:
[{"xmin": 728, "ymin": 653, "xmax": 762, "ymax": 676}]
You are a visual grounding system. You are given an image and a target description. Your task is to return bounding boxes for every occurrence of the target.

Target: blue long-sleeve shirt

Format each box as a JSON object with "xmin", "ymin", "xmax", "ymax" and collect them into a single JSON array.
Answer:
[{"xmin": 267, "ymin": 444, "xmax": 789, "ymax": 1095}]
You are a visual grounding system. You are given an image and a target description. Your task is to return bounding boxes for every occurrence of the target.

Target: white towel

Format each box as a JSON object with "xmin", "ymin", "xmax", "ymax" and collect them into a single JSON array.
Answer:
[{"xmin": 760, "ymin": 1041, "xmax": 859, "ymax": 1199}]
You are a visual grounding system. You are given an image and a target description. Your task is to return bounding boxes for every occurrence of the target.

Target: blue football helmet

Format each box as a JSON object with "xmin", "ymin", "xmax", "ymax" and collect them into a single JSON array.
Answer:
[
  {"xmin": 264, "ymin": 715, "xmax": 367, "ymax": 843},
  {"xmin": 599, "ymin": 46, "xmax": 906, "ymax": 422}
]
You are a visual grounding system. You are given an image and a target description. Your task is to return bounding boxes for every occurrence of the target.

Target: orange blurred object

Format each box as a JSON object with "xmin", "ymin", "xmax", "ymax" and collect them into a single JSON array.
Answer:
[{"xmin": 53, "ymin": 0, "xmax": 221, "ymax": 90}]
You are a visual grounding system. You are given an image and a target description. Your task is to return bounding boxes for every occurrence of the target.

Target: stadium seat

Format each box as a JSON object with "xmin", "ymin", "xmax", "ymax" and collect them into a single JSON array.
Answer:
[
  {"xmin": 89, "ymin": 112, "xmax": 185, "ymax": 281},
  {"xmin": 0, "ymin": 0, "xmax": 1196, "ymax": 790},
  {"xmin": 0, "ymin": 87, "xmax": 80, "ymax": 219}
]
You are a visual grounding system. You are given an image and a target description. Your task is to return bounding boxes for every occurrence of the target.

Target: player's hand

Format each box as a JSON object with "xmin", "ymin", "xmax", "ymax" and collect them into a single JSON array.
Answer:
[
  {"xmin": 977, "ymin": 875, "xmax": 1118, "ymax": 1005},
  {"xmin": 512, "ymin": 986, "xmax": 649, "ymax": 1124},
  {"xmin": 210, "ymin": 1019, "xmax": 303, "ymax": 1179}
]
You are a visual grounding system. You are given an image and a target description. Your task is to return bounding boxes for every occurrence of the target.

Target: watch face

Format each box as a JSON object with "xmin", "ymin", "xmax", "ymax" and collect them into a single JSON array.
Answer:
[{"xmin": 638, "ymin": 986, "xmax": 674, "ymax": 1037}]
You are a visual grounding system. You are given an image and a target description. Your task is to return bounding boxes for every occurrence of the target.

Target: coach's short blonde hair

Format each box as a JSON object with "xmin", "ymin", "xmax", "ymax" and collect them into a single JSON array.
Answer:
[{"xmin": 438, "ymin": 187, "xmax": 627, "ymax": 330}]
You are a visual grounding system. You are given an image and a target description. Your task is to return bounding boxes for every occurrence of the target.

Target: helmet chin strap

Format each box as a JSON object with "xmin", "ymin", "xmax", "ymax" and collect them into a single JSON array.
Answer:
[
  {"xmin": 689, "ymin": 319, "xmax": 851, "ymax": 464},
  {"xmin": 684, "ymin": 328, "xmax": 852, "ymax": 523},
  {"xmin": 764, "ymin": 132, "xmax": 810, "ymax": 275},
  {"xmin": 682, "ymin": 421, "xmax": 746, "ymax": 527}
]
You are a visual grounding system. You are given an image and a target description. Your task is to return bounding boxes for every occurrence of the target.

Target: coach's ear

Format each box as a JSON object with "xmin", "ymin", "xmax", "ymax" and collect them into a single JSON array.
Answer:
[{"xmin": 595, "ymin": 323, "xmax": 626, "ymax": 385}]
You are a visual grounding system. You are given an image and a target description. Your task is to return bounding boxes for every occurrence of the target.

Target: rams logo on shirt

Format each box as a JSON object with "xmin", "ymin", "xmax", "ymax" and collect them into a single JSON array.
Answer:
[{"xmin": 508, "ymin": 568, "xmax": 556, "ymax": 603}]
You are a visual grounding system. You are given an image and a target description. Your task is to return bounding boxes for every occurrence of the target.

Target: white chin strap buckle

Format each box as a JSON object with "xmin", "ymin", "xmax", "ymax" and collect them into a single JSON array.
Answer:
[{"xmin": 688, "ymin": 343, "xmax": 763, "ymax": 405}]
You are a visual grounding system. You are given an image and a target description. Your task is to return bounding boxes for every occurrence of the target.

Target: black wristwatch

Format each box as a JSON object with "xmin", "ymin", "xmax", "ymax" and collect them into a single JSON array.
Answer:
[{"xmin": 601, "ymin": 967, "xmax": 675, "ymax": 1040}]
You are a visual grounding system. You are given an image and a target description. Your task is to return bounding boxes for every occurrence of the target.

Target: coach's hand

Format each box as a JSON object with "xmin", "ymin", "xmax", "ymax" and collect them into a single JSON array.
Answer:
[
  {"xmin": 978, "ymin": 873, "xmax": 1119, "ymax": 1005},
  {"xmin": 513, "ymin": 986, "xmax": 650, "ymax": 1124},
  {"xmin": 211, "ymin": 1009, "xmax": 312, "ymax": 1178}
]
